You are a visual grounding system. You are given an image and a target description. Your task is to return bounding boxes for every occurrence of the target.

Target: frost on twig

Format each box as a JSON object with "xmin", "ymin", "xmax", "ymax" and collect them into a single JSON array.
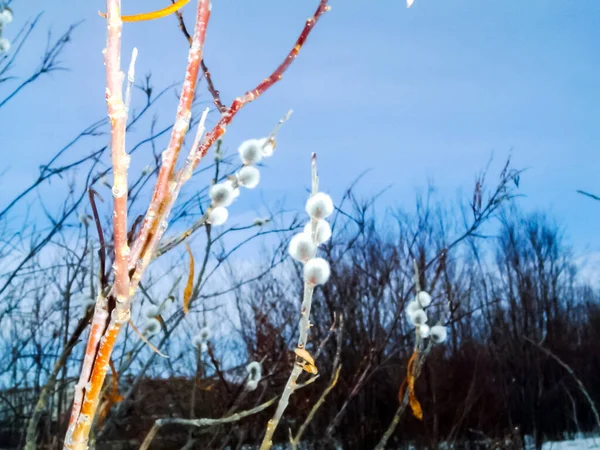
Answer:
[{"xmin": 259, "ymin": 153, "xmax": 334, "ymax": 450}]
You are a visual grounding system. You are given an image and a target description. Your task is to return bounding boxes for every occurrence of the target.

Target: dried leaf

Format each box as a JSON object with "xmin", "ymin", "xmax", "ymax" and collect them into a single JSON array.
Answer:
[
  {"xmin": 294, "ymin": 348, "xmax": 318, "ymax": 374},
  {"xmin": 409, "ymin": 388, "xmax": 423, "ymax": 420},
  {"xmin": 183, "ymin": 243, "xmax": 195, "ymax": 314},
  {"xmin": 407, "ymin": 350, "xmax": 423, "ymax": 420},
  {"xmin": 99, "ymin": 0, "xmax": 191, "ymax": 22},
  {"xmin": 399, "ymin": 350, "xmax": 423, "ymax": 420}
]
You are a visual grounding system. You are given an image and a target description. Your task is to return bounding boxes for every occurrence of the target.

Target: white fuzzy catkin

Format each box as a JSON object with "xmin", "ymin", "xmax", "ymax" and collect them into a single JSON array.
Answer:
[
  {"xmin": 288, "ymin": 233, "xmax": 316, "ymax": 263},
  {"xmin": 409, "ymin": 309, "xmax": 428, "ymax": 326},
  {"xmin": 210, "ymin": 183, "xmax": 234, "ymax": 207},
  {"xmin": 145, "ymin": 318, "xmax": 161, "ymax": 336},
  {"xmin": 416, "ymin": 291, "xmax": 432, "ymax": 308},
  {"xmin": 406, "ymin": 300, "xmax": 421, "ymax": 317},
  {"xmin": 259, "ymin": 137, "xmax": 275, "ymax": 157},
  {"xmin": 304, "ymin": 258, "xmax": 331, "ymax": 286},
  {"xmin": 304, "ymin": 220, "xmax": 332, "ymax": 245},
  {"xmin": 144, "ymin": 305, "xmax": 159, "ymax": 318},
  {"xmin": 305, "ymin": 192, "xmax": 334, "ymax": 220},
  {"xmin": 224, "ymin": 179, "xmax": 240, "ymax": 200},
  {"xmin": 238, "ymin": 139, "xmax": 263, "ymax": 165},
  {"xmin": 238, "ymin": 166, "xmax": 260, "ymax": 189},
  {"xmin": 0, "ymin": 38, "xmax": 10, "ymax": 53},
  {"xmin": 191, "ymin": 334, "xmax": 204, "ymax": 348},
  {"xmin": 200, "ymin": 326, "xmax": 211, "ymax": 341},
  {"xmin": 245, "ymin": 379, "xmax": 259, "ymax": 391},
  {"xmin": 0, "ymin": 8, "xmax": 12, "ymax": 25},
  {"xmin": 79, "ymin": 214, "xmax": 90, "ymax": 226},
  {"xmin": 420, "ymin": 324, "xmax": 430, "ymax": 339},
  {"xmin": 246, "ymin": 361, "xmax": 262, "ymax": 383},
  {"xmin": 430, "ymin": 325, "xmax": 447, "ymax": 344},
  {"xmin": 208, "ymin": 207, "xmax": 228, "ymax": 226}
]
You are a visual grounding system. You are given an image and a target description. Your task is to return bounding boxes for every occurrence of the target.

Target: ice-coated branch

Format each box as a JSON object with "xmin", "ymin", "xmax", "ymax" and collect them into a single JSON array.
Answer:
[
  {"xmin": 129, "ymin": 0, "xmax": 211, "ymax": 271},
  {"xmin": 64, "ymin": 1, "xmax": 131, "ymax": 447},
  {"xmin": 128, "ymin": 106, "xmax": 209, "ymax": 294}
]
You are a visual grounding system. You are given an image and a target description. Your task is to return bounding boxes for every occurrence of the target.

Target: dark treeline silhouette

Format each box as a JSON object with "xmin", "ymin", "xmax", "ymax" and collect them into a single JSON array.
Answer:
[{"xmin": 6, "ymin": 183, "xmax": 600, "ymax": 449}]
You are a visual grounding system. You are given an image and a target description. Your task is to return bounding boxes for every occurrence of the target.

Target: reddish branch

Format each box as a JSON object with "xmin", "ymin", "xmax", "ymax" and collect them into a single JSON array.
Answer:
[
  {"xmin": 190, "ymin": 0, "xmax": 331, "ymax": 169},
  {"xmin": 129, "ymin": 0, "xmax": 211, "ymax": 270},
  {"xmin": 64, "ymin": 1, "xmax": 130, "ymax": 447}
]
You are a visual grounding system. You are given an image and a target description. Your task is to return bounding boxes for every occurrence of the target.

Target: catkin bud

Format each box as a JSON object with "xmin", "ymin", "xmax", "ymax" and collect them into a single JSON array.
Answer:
[
  {"xmin": 79, "ymin": 214, "xmax": 90, "ymax": 226},
  {"xmin": 409, "ymin": 309, "xmax": 428, "ymax": 326},
  {"xmin": 210, "ymin": 183, "xmax": 234, "ymax": 207},
  {"xmin": 238, "ymin": 139, "xmax": 263, "ymax": 165},
  {"xmin": 200, "ymin": 326, "xmax": 211, "ymax": 341},
  {"xmin": 145, "ymin": 318, "xmax": 161, "ymax": 336},
  {"xmin": 208, "ymin": 207, "xmax": 228, "ymax": 226},
  {"xmin": 304, "ymin": 220, "xmax": 332, "ymax": 245},
  {"xmin": 144, "ymin": 305, "xmax": 159, "ymax": 318},
  {"xmin": 192, "ymin": 334, "xmax": 206, "ymax": 348},
  {"xmin": 304, "ymin": 258, "xmax": 331, "ymax": 286},
  {"xmin": 305, "ymin": 193, "xmax": 334, "ymax": 220},
  {"xmin": 246, "ymin": 361, "xmax": 262, "ymax": 389},
  {"xmin": 430, "ymin": 325, "xmax": 447, "ymax": 344},
  {"xmin": 0, "ymin": 38, "xmax": 10, "ymax": 53},
  {"xmin": 406, "ymin": 300, "xmax": 421, "ymax": 317},
  {"xmin": 259, "ymin": 137, "xmax": 275, "ymax": 157},
  {"xmin": 0, "ymin": 8, "xmax": 13, "ymax": 25},
  {"xmin": 416, "ymin": 291, "xmax": 432, "ymax": 308},
  {"xmin": 224, "ymin": 179, "xmax": 240, "ymax": 200},
  {"xmin": 238, "ymin": 166, "xmax": 260, "ymax": 189},
  {"xmin": 288, "ymin": 233, "xmax": 316, "ymax": 263}
]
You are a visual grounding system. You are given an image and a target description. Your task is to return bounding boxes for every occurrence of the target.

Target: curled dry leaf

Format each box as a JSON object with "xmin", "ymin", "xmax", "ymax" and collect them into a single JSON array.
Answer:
[
  {"xmin": 294, "ymin": 348, "xmax": 318, "ymax": 374},
  {"xmin": 404, "ymin": 350, "xmax": 423, "ymax": 420},
  {"xmin": 183, "ymin": 243, "xmax": 194, "ymax": 314},
  {"xmin": 99, "ymin": 0, "xmax": 191, "ymax": 22}
]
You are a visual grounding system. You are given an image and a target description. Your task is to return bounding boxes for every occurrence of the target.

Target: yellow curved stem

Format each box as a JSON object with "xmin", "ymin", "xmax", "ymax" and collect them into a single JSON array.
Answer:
[{"xmin": 99, "ymin": 0, "xmax": 191, "ymax": 23}]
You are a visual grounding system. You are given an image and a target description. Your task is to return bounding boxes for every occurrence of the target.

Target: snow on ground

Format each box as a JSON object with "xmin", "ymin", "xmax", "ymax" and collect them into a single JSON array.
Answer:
[{"xmin": 542, "ymin": 436, "xmax": 600, "ymax": 449}]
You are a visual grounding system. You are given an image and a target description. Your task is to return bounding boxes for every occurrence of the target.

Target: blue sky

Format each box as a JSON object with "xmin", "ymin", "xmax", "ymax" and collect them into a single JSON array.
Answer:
[{"xmin": 1, "ymin": 0, "xmax": 600, "ymax": 254}]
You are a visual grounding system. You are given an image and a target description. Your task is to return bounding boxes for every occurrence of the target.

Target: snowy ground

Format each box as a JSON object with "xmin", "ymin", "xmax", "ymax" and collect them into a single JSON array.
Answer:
[{"xmin": 541, "ymin": 437, "xmax": 600, "ymax": 449}]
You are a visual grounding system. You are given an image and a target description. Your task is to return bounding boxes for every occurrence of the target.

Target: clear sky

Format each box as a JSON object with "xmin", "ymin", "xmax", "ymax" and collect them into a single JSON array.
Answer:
[{"xmin": 1, "ymin": 0, "xmax": 600, "ymax": 256}]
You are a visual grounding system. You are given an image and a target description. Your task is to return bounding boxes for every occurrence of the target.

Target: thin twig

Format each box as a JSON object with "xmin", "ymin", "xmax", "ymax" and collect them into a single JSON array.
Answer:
[
  {"xmin": 259, "ymin": 153, "xmax": 322, "ymax": 450},
  {"xmin": 291, "ymin": 314, "xmax": 344, "ymax": 448},
  {"xmin": 524, "ymin": 336, "xmax": 600, "ymax": 430}
]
